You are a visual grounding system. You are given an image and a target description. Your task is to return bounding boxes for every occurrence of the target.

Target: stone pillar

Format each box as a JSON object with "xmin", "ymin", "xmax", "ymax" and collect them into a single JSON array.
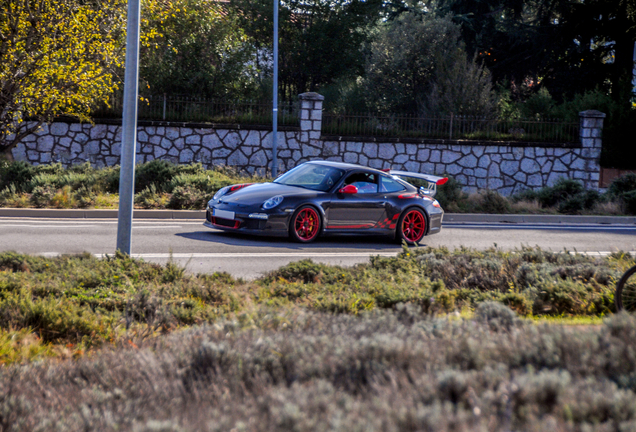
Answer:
[
  {"xmin": 298, "ymin": 92, "xmax": 324, "ymax": 147},
  {"xmin": 579, "ymin": 110, "xmax": 605, "ymax": 189}
]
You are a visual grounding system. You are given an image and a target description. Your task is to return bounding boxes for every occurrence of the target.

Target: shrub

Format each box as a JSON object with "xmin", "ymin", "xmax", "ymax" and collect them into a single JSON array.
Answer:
[
  {"xmin": 510, "ymin": 188, "xmax": 540, "ymax": 203},
  {"xmin": 134, "ymin": 159, "xmax": 177, "ymax": 193},
  {"xmin": 607, "ymin": 173, "xmax": 636, "ymax": 197},
  {"xmin": 538, "ymin": 178, "xmax": 584, "ymax": 207},
  {"xmin": 135, "ymin": 184, "xmax": 167, "ymax": 209},
  {"xmin": 74, "ymin": 185, "xmax": 97, "ymax": 208},
  {"xmin": 167, "ymin": 185, "xmax": 207, "ymax": 209},
  {"xmin": 435, "ymin": 176, "xmax": 467, "ymax": 211},
  {"xmin": 0, "ymin": 161, "xmax": 34, "ymax": 192},
  {"xmin": 475, "ymin": 189, "xmax": 511, "ymax": 213},
  {"xmin": 474, "ymin": 301, "xmax": 522, "ymax": 330},
  {"xmin": 30, "ymin": 185, "xmax": 56, "ymax": 208}
]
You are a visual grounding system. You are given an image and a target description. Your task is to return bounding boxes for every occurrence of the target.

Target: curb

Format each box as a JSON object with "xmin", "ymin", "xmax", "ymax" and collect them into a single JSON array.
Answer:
[
  {"xmin": 0, "ymin": 208, "xmax": 205, "ymax": 219},
  {"xmin": 443, "ymin": 213, "xmax": 636, "ymax": 225},
  {"xmin": 1, "ymin": 208, "xmax": 635, "ymax": 225}
]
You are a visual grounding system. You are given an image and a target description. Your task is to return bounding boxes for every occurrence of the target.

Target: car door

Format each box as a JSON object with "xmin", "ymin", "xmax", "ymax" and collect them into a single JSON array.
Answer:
[{"xmin": 326, "ymin": 170, "xmax": 387, "ymax": 230}]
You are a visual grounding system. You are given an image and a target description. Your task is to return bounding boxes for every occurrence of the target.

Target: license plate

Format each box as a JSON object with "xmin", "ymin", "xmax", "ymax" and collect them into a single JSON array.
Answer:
[{"xmin": 213, "ymin": 209, "xmax": 235, "ymax": 220}]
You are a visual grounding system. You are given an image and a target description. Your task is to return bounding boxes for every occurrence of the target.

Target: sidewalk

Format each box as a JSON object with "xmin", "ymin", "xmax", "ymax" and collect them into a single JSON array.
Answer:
[{"xmin": 1, "ymin": 208, "xmax": 635, "ymax": 225}]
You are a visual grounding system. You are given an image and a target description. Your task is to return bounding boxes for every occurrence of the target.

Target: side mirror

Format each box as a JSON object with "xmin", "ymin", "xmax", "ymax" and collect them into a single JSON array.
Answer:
[{"xmin": 339, "ymin": 184, "xmax": 358, "ymax": 194}]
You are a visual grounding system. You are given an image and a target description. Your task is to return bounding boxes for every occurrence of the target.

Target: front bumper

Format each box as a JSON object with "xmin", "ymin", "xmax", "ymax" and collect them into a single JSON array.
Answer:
[{"xmin": 204, "ymin": 203, "xmax": 291, "ymax": 237}]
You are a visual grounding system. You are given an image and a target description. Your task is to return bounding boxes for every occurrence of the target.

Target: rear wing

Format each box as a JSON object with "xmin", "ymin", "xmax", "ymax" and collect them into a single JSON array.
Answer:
[{"xmin": 386, "ymin": 170, "xmax": 448, "ymax": 198}]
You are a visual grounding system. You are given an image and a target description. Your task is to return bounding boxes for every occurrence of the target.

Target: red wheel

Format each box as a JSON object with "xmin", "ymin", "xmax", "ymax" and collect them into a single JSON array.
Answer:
[
  {"xmin": 290, "ymin": 206, "xmax": 321, "ymax": 243},
  {"xmin": 397, "ymin": 208, "xmax": 426, "ymax": 244}
]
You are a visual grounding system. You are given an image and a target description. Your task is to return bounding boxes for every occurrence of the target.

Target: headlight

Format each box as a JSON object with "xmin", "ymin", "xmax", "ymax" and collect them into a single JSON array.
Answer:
[
  {"xmin": 213, "ymin": 186, "xmax": 229, "ymax": 201},
  {"xmin": 262, "ymin": 195, "xmax": 283, "ymax": 210}
]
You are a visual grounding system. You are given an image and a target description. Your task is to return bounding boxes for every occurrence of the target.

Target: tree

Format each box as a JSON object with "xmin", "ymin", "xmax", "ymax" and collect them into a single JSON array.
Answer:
[
  {"xmin": 140, "ymin": 0, "xmax": 261, "ymax": 99},
  {"xmin": 363, "ymin": 13, "xmax": 495, "ymax": 114},
  {"xmin": 0, "ymin": 0, "xmax": 125, "ymax": 156},
  {"xmin": 229, "ymin": 0, "xmax": 384, "ymax": 99},
  {"xmin": 431, "ymin": 0, "xmax": 636, "ymax": 104}
]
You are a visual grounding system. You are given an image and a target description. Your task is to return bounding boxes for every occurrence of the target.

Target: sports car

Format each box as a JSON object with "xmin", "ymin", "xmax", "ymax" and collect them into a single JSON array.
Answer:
[{"xmin": 204, "ymin": 160, "xmax": 446, "ymax": 244}]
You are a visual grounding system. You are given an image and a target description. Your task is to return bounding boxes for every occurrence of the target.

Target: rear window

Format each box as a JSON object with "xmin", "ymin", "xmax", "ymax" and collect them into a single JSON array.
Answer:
[{"xmin": 380, "ymin": 175, "xmax": 406, "ymax": 193}]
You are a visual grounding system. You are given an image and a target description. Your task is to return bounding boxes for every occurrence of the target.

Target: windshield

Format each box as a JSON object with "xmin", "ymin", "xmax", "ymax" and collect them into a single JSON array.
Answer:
[{"xmin": 274, "ymin": 163, "xmax": 345, "ymax": 192}]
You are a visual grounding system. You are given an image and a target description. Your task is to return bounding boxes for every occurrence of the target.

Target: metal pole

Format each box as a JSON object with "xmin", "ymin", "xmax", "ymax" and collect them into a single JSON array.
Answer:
[
  {"xmin": 272, "ymin": 0, "xmax": 279, "ymax": 177},
  {"xmin": 116, "ymin": 0, "xmax": 141, "ymax": 254}
]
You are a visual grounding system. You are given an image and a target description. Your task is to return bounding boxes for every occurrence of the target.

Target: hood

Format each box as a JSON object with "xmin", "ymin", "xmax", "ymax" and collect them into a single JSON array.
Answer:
[{"xmin": 218, "ymin": 182, "xmax": 316, "ymax": 206}]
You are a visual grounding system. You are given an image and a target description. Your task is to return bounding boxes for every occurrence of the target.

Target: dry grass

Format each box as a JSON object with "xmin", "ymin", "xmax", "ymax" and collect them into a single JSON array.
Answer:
[{"xmin": 3, "ymin": 307, "xmax": 636, "ymax": 431}]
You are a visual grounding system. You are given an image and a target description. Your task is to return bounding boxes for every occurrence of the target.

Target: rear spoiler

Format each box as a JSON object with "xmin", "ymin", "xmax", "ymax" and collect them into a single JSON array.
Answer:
[{"xmin": 384, "ymin": 170, "xmax": 448, "ymax": 198}]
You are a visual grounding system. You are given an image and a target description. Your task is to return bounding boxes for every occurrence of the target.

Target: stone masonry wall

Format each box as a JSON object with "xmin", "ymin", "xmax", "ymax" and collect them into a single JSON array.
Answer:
[{"xmin": 9, "ymin": 93, "xmax": 604, "ymax": 196}]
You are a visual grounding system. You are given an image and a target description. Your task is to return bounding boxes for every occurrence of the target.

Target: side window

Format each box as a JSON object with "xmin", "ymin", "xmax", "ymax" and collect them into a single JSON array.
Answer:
[
  {"xmin": 380, "ymin": 175, "xmax": 406, "ymax": 193},
  {"xmin": 343, "ymin": 172, "xmax": 378, "ymax": 194}
]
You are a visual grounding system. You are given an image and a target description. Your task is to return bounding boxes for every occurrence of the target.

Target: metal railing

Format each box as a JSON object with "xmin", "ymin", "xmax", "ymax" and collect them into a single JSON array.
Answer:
[
  {"xmin": 93, "ymin": 94, "xmax": 300, "ymax": 126},
  {"xmin": 322, "ymin": 112, "xmax": 579, "ymax": 143}
]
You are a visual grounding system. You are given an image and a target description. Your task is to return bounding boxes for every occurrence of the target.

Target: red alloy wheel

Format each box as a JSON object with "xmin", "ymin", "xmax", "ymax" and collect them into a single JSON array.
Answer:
[
  {"xmin": 400, "ymin": 209, "xmax": 426, "ymax": 244},
  {"xmin": 292, "ymin": 206, "xmax": 320, "ymax": 242}
]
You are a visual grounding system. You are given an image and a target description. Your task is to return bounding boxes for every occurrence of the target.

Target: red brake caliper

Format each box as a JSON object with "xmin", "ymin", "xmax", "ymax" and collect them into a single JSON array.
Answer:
[{"xmin": 297, "ymin": 209, "xmax": 317, "ymax": 240}]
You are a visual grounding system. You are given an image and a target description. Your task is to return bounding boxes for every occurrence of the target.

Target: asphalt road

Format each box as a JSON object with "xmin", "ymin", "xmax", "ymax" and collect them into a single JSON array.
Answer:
[{"xmin": 1, "ymin": 217, "xmax": 636, "ymax": 279}]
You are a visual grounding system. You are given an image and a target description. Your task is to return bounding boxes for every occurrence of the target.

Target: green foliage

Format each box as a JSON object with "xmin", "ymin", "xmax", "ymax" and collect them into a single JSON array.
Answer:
[
  {"xmin": 134, "ymin": 159, "xmax": 178, "ymax": 193},
  {"xmin": 0, "ymin": 0, "xmax": 124, "ymax": 154},
  {"xmin": 434, "ymin": 175, "xmax": 467, "ymax": 211},
  {"xmin": 229, "ymin": 0, "xmax": 383, "ymax": 98},
  {"xmin": 537, "ymin": 178, "xmax": 597, "ymax": 212},
  {"xmin": 422, "ymin": 48, "xmax": 496, "ymax": 117},
  {"xmin": 5, "ymin": 307, "xmax": 636, "ymax": 429},
  {"xmin": 608, "ymin": 173, "xmax": 636, "ymax": 197},
  {"xmin": 0, "ymin": 161, "xmax": 34, "ymax": 192},
  {"xmin": 167, "ymin": 185, "xmax": 207, "ymax": 209},
  {"xmin": 140, "ymin": 0, "xmax": 262, "ymax": 99},
  {"xmin": 364, "ymin": 14, "xmax": 466, "ymax": 113},
  {"xmin": 473, "ymin": 189, "xmax": 511, "ymax": 213},
  {"xmin": 0, "ymin": 161, "xmax": 266, "ymax": 210}
]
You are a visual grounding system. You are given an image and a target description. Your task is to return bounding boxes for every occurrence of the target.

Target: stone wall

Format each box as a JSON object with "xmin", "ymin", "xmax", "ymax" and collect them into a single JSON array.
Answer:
[{"xmin": 9, "ymin": 93, "xmax": 604, "ymax": 195}]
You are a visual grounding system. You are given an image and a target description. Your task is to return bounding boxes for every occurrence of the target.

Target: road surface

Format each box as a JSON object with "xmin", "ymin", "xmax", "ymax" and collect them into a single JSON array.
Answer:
[{"xmin": 1, "ymin": 217, "xmax": 635, "ymax": 279}]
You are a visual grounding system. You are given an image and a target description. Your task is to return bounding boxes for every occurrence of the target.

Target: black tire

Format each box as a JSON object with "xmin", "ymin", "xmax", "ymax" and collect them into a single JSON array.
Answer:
[
  {"xmin": 396, "ymin": 207, "xmax": 427, "ymax": 245},
  {"xmin": 616, "ymin": 265, "xmax": 636, "ymax": 312},
  {"xmin": 289, "ymin": 205, "xmax": 321, "ymax": 243}
]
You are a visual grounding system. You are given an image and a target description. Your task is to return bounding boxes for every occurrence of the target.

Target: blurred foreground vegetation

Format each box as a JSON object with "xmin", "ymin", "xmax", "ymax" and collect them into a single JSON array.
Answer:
[
  {"xmin": 2, "ymin": 159, "xmax": 636, "ymax": 215},
  {"xmin": 2, "ymin": 246, "xmax": 636, "ymax": 429},
  {"xmin": 1, "ymin": 245, "xmax": 635, "ymax": 430},
  {"xmin": 0, "ymin": 245, "xmax": 630, "ymax": 365}
]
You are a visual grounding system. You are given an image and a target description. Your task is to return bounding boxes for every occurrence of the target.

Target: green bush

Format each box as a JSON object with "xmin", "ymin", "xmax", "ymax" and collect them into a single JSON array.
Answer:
[
  {"xmin": 621, "ymin": 190, "xmax": 636, "ymax": 215},
  {"xmin": 475, "ymin": 189, "xmax": 511, "ymax": 213},
  {"xmin": 435, "ymin": 175, "xmax": 467, "ymax": 210},
  {"xmin": 30, "ymin": 185, "xmax": 56, "ymax": 208},
  {"xmin": 510, "ymin": 188, "xmax": 540, "ymax": 203},
  {"xmin": 608, "ymin": 173, "xmax": 636, "ymax": 197},
  {"xmin": 167, "ymin": 185, "xmax": 207, "ymax": 209},
  {"xmin": 538, "ymin": 178, "xmax": 584, "ymax": 207},
  {"xmin": 0, "ymin": 161, "xmax": 35, "ymax": 192},
  {"xmin": 134, "ymin": 159, "xmax": 177, "ymax": 193}
]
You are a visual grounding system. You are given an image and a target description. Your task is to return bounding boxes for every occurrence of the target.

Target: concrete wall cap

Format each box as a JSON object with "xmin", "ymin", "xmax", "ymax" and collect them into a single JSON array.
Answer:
[
  {"xmin": 298, "ymin": 92, "xmax": 325, "ymax": 101},
  {"xmin": 579, "ymin": 110, "xmax": 606, "ymax": 118}
]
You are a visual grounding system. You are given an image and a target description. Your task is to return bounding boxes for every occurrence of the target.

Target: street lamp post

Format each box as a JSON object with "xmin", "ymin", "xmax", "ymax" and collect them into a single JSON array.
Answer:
[
  {"xmin": 116, "ymin": 0, "xmax": 141, "ymax": 254},
  {"xmin": 272, "ymin": 0, "xmax": 279, "ymax": 177}
]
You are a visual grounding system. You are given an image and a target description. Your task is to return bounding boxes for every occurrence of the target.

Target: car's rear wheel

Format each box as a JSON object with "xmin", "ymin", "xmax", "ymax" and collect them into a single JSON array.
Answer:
[
  {"xmin": 290, "ymin": 205, "xmax": 321, "ymax": 243},
  {"xmin": 397, "ymin": 207, "xmax": 427, "ymax": 245}
]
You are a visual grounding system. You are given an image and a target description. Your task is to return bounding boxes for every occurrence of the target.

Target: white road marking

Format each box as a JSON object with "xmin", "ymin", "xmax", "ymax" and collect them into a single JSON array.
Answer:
[
  {"xmin": 444, "ymin": 223, "xmax": 636, "ymax": 231},
  {"xmin": 36, "ymin": 251, "xmax": 636, "ymax": 259},
  {"xmin": 0, "ymin": 224, "xmax": 184, "ymax": 229}
]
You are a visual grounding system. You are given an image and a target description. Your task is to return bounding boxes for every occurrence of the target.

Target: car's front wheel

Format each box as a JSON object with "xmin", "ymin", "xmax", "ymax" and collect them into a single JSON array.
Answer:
[
  {"xmin": 290, "ymin": 205, "xmax": 321, "ymax": 243},
  {"xmin": 397, "ymin": 207, "xmax": 427, "ymax": 245}
]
